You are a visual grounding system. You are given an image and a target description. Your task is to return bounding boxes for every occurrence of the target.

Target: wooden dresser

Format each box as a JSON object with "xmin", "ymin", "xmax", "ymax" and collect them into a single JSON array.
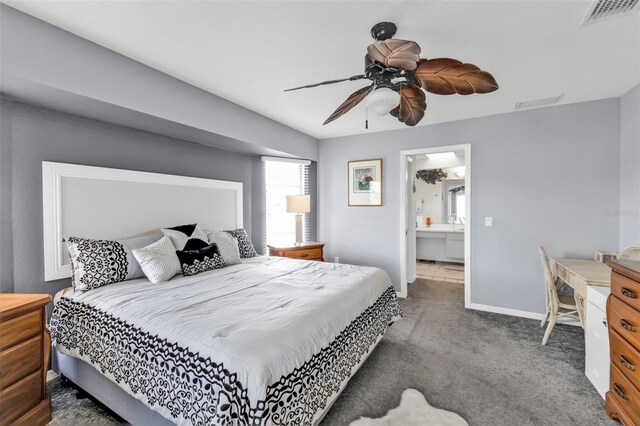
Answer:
[
  {"xmin": 267, "ymin": 242, "xmax": 325, "ymax": 261},
  {"xmin": 605, "ymin": 260, "xmax": 640, "ymax": 425},
  {"xmin": 0, "ymin": 293, "xmax": 52, "ymax": 426}
]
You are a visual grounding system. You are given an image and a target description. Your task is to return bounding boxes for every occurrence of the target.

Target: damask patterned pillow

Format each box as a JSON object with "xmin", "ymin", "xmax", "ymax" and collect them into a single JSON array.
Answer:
[
  {"xmin": 176, "ymin": 242, "xmax": 226, "ymax": 277},
  {"xmin": 65, "ymin": 232, "xmax": 158, "ymax": 292},
  {"xmin": 223, "ymin": 228, "xmax": 259, "ymax": 258}
]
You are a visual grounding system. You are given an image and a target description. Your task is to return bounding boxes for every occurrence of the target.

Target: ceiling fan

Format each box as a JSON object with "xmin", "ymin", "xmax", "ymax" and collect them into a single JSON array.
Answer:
[{"xmin": 285, "ymin": 22, "xmax": 499, "ymax": 128}]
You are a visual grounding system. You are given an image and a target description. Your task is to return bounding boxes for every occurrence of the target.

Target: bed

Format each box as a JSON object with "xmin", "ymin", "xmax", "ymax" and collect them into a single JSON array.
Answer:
[
  {"xmin": 43, "ymin": 162, "xmax": 401, "ymax": 425},
  {"xmin": 50, "ymin": 255, "xmax": 401, "ymax": 425}
]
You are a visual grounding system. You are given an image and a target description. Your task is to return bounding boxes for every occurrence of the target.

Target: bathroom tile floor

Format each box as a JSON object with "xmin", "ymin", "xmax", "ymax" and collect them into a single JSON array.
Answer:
[{"xmin": 416, "ymin": 260, "xmax": 464, "ymax": 283}]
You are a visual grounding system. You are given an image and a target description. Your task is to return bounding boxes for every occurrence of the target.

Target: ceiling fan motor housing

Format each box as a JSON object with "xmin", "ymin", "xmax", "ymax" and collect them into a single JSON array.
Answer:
[
  {"xmin": 370, "ymin": 22, "xmax": 397, "ymax": 40},
  {"xmin": 364, "ymin": 55, "xmax": 416, "ymax": 90}
]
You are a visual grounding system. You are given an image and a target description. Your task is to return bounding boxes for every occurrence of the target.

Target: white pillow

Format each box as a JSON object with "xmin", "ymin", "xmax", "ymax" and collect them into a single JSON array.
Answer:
[
  {"xmin": 132, "ymin": 236, "xmax": 181, "ymax": 284},
  {"xmin": 207, "ymin": 231, "xmax": 242, "ymax": 265}
]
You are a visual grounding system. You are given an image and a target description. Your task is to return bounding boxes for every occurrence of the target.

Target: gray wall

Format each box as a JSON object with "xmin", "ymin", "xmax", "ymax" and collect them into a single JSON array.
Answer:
[
  {"xmin": 0, "ymin": 4, "xmax": 319, "ymax": 161},
  {"xmin": 319, "ymin": 99, "xmax": 621, "ymax": 314},
  {"xmin": 0, "ymin": 97, "xmax": 317, "ymax": 297},
  {"xmin": 620, "ymin": 84, "xmax": 640, "ymax": 249}
]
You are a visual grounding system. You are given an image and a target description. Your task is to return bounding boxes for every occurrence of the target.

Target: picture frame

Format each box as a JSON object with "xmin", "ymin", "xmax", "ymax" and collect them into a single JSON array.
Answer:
[{"xmin": 348, "ymin": 159, "xmax": 382, "ymax": 206}]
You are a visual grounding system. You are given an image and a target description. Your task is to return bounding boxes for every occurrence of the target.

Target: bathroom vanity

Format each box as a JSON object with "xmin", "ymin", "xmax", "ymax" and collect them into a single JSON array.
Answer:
[{"xmin": 416, "ymin": 224, "xmax": 465, "ymax": 263}]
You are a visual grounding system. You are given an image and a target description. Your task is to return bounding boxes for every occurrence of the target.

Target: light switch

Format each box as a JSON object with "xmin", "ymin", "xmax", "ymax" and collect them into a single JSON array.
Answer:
[{"xmin": 485, "ymin": 217, "xmax": 493, "ymax": 227}]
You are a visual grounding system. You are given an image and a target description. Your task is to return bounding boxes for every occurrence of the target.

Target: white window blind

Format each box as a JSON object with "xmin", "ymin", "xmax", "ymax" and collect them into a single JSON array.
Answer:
[{"xmin": 263, "ymin": 158, "xmax": 310, "ymax": 248}]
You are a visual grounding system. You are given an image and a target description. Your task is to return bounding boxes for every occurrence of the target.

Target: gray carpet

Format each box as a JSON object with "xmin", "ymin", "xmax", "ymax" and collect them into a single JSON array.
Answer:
[
  {"xmin": 48, "ymin": 377, "xmax": 121, "ymax": 425},
  {"xmin": 47, "ymin": 279, "xmax": 613, "ymax": 425},
  {"xmin": 322, "ymin": 279, "xmax": 612, "ymax": 426}
]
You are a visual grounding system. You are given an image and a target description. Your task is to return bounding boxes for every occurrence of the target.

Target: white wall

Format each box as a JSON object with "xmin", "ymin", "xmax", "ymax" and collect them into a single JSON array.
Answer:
[
  {"xmin": 620, "ymin": 84, "xmax": 640, "ymax": 250},
  {"xmin": 415, "ymin": 179, "xmax": 444, "ymax": 224},
  {"xmin": 319, "ymin": 98, "xmax": 621, "ymax": 315}
]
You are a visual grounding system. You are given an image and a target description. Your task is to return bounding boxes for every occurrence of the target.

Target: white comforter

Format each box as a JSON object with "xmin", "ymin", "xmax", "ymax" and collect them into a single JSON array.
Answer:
[{"xmin": 55, "ymin": 256, "xmax": 396, "ymax": 423}]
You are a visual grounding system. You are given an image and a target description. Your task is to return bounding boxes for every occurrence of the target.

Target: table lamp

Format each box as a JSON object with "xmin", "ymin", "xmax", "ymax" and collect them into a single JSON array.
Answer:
[{"xmin": 286, "ymin": 195, "xmax": 310, "ymax": 245}]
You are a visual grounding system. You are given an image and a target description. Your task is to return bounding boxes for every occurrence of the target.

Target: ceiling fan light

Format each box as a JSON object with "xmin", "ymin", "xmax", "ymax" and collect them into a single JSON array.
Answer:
[{"xmin": 366, "ymin": 88, "xmax": 400, "ymax": 116}]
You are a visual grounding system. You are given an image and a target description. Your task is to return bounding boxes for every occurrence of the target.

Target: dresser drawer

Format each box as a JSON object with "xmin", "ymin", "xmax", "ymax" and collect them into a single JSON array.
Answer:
[
  {"xmin": 284, "ymin": 248, "xmax": 322, "ymax": 260},
  {"xmin": 610, "ymin": 329, "xmax": 640, "ymax": 391},
  {"xmin": 612, "ymin": 272, "xmax": 640, "ymax": 313},
  {"xmin": 0, "ymin": 336, "xmax": 41, "ymax": 390},
  {"xmin": 606, "ymin": 391, "xmax": 635, "ymax": 426},
  {"xmin": 609, "ymin": 296, "xmax": 640, "ymax": 350},
  {"xmin": 0, "ymin": 370, "xmax": 42, "ymax": 424},
  {"xmin": 610, "ymin": 363, "xmax": 640, "ymax": 425},
  {"xmin": 0, "ymin": 311, "xmax": 41, "ymax": 351}
]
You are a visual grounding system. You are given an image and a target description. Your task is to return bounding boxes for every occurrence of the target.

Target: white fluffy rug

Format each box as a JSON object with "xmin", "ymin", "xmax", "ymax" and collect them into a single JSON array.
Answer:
[{"xmin": 349, "ymin": 389, "xmax": 468, "ymax": 426}]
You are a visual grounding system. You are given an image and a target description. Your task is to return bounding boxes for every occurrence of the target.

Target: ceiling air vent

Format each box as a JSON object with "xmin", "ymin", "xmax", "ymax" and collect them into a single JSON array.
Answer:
[
  {"xmin": 584, "ymin": 0, "xmax": 639, "ymax": 24},
  {"xmin": 515, "ymin": 95, "xmax": 562, "ymax": 110}
]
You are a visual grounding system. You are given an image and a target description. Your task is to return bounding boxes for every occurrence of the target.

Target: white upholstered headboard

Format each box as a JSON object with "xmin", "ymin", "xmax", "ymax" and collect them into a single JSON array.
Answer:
[{"xmin": 42, "ymin": 161, "xmax": 243, "ymax": 281}]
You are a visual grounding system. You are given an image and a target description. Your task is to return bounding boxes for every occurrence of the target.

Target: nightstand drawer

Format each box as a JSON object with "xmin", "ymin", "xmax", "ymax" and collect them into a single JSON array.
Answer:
[
  {"xmin": 285, "ymin": 248, "xmax": 322, "ymax": 260},
  {"xmin": 268, "ymin": 242, "xmax": 324, "ymax": 262},
  {"xmin": 0, "ymin": 370, "xmax": 42, "ymax": 424},
  {"xmin": 0, "ymin": 336, "xmax": 41, "ymax": 390},
  {"xmin": 0, "ymin": 311, "xmax": 41, "ymax": 351}
]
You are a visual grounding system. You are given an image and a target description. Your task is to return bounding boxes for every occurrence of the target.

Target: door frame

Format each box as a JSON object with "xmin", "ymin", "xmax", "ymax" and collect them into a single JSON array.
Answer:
[{"xmin": 398, "ymin": 144, "xmax": 471, "ymax": 308}]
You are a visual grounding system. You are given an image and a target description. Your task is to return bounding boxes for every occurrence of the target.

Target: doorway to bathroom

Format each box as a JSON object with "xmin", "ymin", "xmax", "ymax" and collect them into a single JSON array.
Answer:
[{"xmin": 399, "ymin": 144, "xmax": 471, "ymax": 307}]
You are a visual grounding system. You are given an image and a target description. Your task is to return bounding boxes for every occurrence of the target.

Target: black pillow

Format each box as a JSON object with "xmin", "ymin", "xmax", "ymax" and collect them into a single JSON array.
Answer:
[
  {"xmin": 161, "ymin": 223, "xmax": 209, "ymax": 251},
  {"xmin": 176, "ymin": 242, "xmax": 226, "ymax": 277}
]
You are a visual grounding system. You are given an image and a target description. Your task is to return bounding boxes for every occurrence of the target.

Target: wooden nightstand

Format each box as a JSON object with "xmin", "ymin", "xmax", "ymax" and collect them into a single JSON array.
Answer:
[
  {"xmin": 268, "ymin": 242, "xmax": 325, "ymax": 261},
  {"xmin": 0, "ymin": 293, "xmax": 52, "ymax": 426}
]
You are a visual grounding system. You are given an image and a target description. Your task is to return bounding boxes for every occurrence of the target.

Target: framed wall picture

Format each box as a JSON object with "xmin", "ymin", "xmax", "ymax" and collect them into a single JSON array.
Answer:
[{"xmin": 348, "ymin": 159, "xmax": 382, "ymax": 206}]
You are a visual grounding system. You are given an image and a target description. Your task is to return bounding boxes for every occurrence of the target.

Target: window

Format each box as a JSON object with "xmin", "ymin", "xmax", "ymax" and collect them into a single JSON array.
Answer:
[{"xmin": 263, "ymin": 157, "xmax": 310, "ymax": 247}]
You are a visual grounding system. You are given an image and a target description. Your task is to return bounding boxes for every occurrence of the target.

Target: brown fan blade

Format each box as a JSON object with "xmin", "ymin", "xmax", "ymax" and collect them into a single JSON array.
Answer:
[
  {"xmin": 390, "ymin": 86, "xmax": 426, "ymax": 126},
  {"xmin": 323, "ymin": 85, "xmax": 374, "ymax": 125},
  {"xmin": 367, "ymin": 39, "xmax": 421, "ymax": 71},
  {"xmin": 284, "ymin": 75, "xmax": 367, "ymax": 92},
  {"xmin": 413, "ymin": 58, "xmax": 498, "ymax": 95}
]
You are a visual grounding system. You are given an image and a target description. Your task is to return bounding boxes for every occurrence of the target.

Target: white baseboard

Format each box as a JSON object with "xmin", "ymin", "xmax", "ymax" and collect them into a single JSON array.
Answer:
[{"xmin": 467, "ymin": 303, "xmax": 581, "ymax": 327}]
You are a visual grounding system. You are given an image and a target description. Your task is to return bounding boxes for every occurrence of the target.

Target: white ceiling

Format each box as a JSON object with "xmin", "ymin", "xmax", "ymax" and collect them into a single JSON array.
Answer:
[{"xmin": 5, "ymin": 1, "xmax": 640, "ymax": 139}]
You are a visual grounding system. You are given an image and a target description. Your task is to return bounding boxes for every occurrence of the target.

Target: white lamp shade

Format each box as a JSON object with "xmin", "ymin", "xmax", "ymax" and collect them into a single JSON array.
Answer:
[
  {"xmin": 286, "ymin": 195, "xmax": 310, "ymax": 213},
  {"xmin": 366, "ymin": 87, "xmax": 400, "ymax": 116}
]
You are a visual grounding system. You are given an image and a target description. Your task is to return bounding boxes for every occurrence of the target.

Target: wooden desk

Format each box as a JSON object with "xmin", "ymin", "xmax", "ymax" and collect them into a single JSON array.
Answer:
[{"xmin": 551, "ymin": 258, "xmax": 611, "ymax": 326}]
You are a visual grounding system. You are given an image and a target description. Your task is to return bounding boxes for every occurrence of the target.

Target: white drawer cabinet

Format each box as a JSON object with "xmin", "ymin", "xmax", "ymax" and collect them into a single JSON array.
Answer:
[
  {"xmin": 445, "ymin": 233, "xmax": 464, "ymax": 260},
  {"xmin": 416, "ymin": 230, "xmax": 465, "ymax": 262},
  {"xmin": 585, "ymin": 285, "xmax": 611, "ymax": 399}
]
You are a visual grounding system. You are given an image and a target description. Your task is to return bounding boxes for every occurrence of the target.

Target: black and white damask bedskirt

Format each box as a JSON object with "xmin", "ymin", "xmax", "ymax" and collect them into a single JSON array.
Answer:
[{"xmin": 50, "ymin": 286, "xmax": 402, "ymax": 426}]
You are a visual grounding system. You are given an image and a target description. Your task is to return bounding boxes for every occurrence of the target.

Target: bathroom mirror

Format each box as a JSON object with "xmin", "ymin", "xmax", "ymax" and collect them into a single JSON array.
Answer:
[
  {"xmin": 446, "ymin": 182, "xmax": 466, "ymax": 223},
  {"xmin": 412, "ymin": 162, "xmax": 465, "ymax": 226},
  {"xmin": 447, "ymin": 185, "xmax": 465, "ymax": 223}
]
